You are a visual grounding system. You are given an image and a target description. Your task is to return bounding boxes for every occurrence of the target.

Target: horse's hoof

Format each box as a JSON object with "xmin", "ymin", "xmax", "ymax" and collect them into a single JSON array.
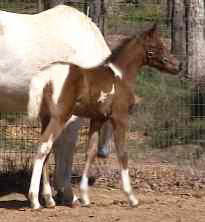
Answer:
[
  {"xmin": 97, "ymin": 145, "xmax": 110, "ymax": 158},
  {"xmin": 28, "ymin": 193, "xmax": 42, "ymax": 210},
  {"xmin": 30, "ymin": 204, "xmax": 43, "ymax": 211},
  {"xmin": 81, "ymin": 203, "xmax": 91, "ymax": 208}
]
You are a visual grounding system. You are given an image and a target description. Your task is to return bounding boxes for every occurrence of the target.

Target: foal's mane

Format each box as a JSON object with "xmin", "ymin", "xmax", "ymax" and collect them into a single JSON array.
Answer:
[{"xmin": 105, "ymin": 36, "xmax": 137, "ymax": 64}]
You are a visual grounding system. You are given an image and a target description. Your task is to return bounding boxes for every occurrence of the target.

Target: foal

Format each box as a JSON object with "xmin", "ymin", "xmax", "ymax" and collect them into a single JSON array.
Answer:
[{"xmin": 28, "ymin": 24, "xmax": 181, "ymax": 209}]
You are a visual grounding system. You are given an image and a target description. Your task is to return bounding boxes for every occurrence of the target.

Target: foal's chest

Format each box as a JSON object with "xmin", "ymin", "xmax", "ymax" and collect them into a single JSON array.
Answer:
[{"xmin": 73, "ymin": 81, "xmax": 116, "ymax": 119}]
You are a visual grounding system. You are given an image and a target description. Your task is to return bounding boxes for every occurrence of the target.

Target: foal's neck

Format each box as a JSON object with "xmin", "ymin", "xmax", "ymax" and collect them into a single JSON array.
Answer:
[{"xmin": 112, "ymin": 40, "xmax": 145, "ymax": 90}]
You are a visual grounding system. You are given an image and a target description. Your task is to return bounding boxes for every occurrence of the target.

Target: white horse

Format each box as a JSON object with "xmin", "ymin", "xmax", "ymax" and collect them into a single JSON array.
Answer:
[{"xmin": 0, "ymin": 5, "xmax": 112, "ymax": 209}]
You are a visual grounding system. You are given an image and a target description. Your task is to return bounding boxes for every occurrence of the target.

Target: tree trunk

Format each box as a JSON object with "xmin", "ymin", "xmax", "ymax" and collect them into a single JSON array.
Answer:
[
  {"xmin": 87, "ymin": 0, "xmax": 105, "ymax": 35},
  {"xmin": 166, "ymin": 0, "xmax": 173, "ymax": 26},
  {"xmin": 186, "ymin": 0, "xmax": 205, "ymax": 80},
  {"xmin": 38, "ymin": 0, "xmax": 44, "ymax": 12},
  {"xmin": 43, "ymin": 0, "xmax": 66, "ymax": 10},
  {"xmin": 171, "ymin": 0, "xmax": 186, "ymax": 62},
  {"xmin": 171, "ymin": 0, "xmax": 205, "ymax": 80}
]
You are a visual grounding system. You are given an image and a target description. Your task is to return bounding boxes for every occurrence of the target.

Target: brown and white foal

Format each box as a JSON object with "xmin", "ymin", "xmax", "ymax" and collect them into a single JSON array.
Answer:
[{"xmin": 28, "ymin": 24, "xmax": 181, "ymax": 209}]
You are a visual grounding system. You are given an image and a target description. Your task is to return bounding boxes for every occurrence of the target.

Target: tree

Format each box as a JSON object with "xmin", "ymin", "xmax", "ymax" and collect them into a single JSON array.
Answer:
[
  {"xmin": 186, "ymin": 0, "xmax": 205, "ymax": 80},
  {"xmin": 171, "ymin": 0, "xmax": 186, "ymax": 63},
  {"xmin": 44, "ymin": 0, "xmax": 66, "ymax": 9},
  {"xmin": 85, "ymin": 0, "xmax": 105, "ymax": 35},
  {"xmin": 171, "ymin": 0, "xmax": 205, "ymax": 118},
  {"xmin": 171, "ymin": 0, "xmax": 205, "ymax": 80}
]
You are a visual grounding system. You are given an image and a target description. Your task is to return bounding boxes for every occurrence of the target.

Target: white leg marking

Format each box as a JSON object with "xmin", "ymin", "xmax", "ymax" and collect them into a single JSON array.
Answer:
[
  {"xmin": 72, "ymin": 194, "xmax": 78, "ymax": 203},
  {"xmin": 29, "ymin": 137, "xmax": 54, "ymax": 209},
  {"xmin": 29, "ymin": 158, "xmax": 44, "ymax": 209},
  {"xmin": 80, "ymin": 174, "xmax": 90, "ymax": 206},
  {"xmin": 121, "ymin": 169, "xmax": 139, "ymax": 207},
  {"xmin": 121, "ymin": 169, "xmax": 132, "ymax": 194},
  {"xmin": 108, "ymin": 62, "xmax": 123, "ymax": 79}
]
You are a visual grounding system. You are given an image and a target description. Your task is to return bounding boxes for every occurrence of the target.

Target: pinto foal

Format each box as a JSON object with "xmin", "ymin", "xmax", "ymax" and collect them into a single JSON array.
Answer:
[{"xmin": 28, "ymin": 24, "xmax": 181, "ymax": 209}]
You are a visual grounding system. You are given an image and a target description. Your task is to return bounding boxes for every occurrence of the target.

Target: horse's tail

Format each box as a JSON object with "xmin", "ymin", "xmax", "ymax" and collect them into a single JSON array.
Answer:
[
  {"xmin": 28, "ymin": 62, "xmax": 70, "ymax": 120},
  {"xmin": 28, "ymin": 70, "xmax": 50, "ymax": 120}
]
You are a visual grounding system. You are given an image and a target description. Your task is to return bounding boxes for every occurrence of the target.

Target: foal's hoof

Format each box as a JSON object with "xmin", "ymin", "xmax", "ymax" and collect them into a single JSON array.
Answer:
[
  {"xmin": 66, "ymin": 198, "xmax": 81, "ymax": 208},
  {"xmin": 45, "ymin": 201, "xmax": 56, "ymax": 209},
  {"xmin": 44, "ymin": 195, "xmax": 56, "ymax": 208},
  {"xmin": 129, "ymin": 198, "xmax": 139, "ymax": 208},
  {"xmin": 79, "ymin": 198, "xmax": 91, "ymax": 208}
]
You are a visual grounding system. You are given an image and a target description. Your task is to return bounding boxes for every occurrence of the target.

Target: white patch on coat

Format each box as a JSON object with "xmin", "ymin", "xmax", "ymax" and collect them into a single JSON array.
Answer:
[
  {"xmin": 97, "ymin": 84, "xmax": 115, "ymax": 103},
  {"xmin": 28, "ymin": 62, "xmax": 69, "ymax": 119},
  {"xmin": 108, "ymin": 63, "xmax": 123, "ymax": 79}
]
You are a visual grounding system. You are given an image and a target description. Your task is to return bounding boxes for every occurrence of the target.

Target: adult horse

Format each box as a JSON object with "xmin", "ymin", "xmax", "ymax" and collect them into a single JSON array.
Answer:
[{"xmin": 0, "ymin": 5, "xmax": 112, "ymax": 207}]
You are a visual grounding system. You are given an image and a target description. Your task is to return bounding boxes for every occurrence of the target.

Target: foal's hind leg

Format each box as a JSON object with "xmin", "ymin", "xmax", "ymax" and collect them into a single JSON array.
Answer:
[
  {"xmin": 112, "ymin": 116, "xmax": 138, "ymax": 207},
  {"xmin": 80, "ymin": 120, "xmax": 103, "ymax": 206},
  {"xmin": 28, "ymin": 118, "xmax": 65, "ymax": 209},
  {"xmin": 42, "ymin": 156, "xmax": 56, "ymax": 208}
]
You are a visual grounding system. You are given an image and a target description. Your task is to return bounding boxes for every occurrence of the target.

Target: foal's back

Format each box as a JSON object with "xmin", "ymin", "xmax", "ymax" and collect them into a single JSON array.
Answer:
[{"xmin": 68, "ymin": 64, "xmax": 135, "ymax": 119}]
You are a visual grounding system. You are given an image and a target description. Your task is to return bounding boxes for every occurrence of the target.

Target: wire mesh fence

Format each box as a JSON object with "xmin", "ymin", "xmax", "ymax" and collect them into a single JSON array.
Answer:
[{"xmin": 0, "ymin": 0, "xmax": 205, "ymax": 173}]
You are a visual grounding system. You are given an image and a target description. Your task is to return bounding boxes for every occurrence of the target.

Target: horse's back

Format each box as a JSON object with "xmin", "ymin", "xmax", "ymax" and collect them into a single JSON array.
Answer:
[
  {"xmin": 0, "ymin": 5, "xmax": 110, "ymax": 112},
  {"xmin": 0, "ymin": 5, "xmax": 110, "ymax": 68}
]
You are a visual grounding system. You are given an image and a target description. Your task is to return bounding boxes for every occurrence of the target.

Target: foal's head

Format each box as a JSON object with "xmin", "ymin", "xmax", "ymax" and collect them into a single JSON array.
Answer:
[{"xmin": 142, "ymin": 24, "xmax": 182, "ymax": 74}]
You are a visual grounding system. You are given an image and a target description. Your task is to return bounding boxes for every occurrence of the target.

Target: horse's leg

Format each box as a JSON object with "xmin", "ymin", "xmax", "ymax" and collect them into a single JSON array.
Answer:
[
  {"xmin": 112, "ymin": 116, "xmax": 138, "ymax": 207},
  {"xmin": 39, "ymin": 114, "xmax": 56, "ymax": 208},
  {"xmin": 54, "ymin": 115, "xmax": 81, "ymax": 206},
  {"xmin": 97, "ymin": 120, "xmax": 112, "ymax": 158},
  {"xmin": 80, "ymin": 119, "xmax": 103, "ymax": 206},
  {"xmin": 28, "ymin": 118, "xmax": 65, "ymax": 209}
]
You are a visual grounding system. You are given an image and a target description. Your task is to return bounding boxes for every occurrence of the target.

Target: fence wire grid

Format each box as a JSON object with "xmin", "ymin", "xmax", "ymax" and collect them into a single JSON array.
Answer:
[{"xmin": 0, "ymin": 0, "xmax": 205, "ymax": 172}]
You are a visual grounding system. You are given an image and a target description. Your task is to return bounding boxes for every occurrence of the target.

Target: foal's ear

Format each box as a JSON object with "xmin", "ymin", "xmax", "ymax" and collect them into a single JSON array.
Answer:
[
  {"xmin": 151, "ymin": 23, "xmax": 158, "ymax": 32},
  {"xmin": 146, "ymin": 22, "xmax": 159, "ymax": 38}
]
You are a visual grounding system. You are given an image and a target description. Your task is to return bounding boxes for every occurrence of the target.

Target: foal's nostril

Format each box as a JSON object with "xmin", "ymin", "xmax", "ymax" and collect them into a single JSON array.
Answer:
[
  {"xmin": 179, "ymin": 62, "xmax": 183, "ymax": 71},
  {"xmin": 178, "ymin": 62, "xmax": 183, "ymax": 72}
]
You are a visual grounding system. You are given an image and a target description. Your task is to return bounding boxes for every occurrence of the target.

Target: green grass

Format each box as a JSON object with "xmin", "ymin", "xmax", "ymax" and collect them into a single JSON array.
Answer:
[
  {"xmin": 124, "ymin": 3, "xmax": 163, "ymax": 23},
  {"xmin": 130, "ymin": 67, "xmax": 205, "ymax": 149}
]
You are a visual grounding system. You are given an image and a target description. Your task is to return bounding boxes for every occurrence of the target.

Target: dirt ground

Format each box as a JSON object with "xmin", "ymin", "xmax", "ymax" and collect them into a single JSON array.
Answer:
[{"xmin": 0, "ymin": 186, "xmax": 205, "ymax": 222}]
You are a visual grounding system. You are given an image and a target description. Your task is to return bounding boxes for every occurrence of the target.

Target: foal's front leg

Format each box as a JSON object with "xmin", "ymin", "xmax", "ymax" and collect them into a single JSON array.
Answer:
[
  {"xmin": 112, "ymin": 117, "xmax": 139, "ymax": 207},
  {"xmin": 28, "ymin": 118, "xmax": 64, "ymax": 209},
  {"xmin": 80, "ymin": 120, "xmax": 103, "ymax": 206}
]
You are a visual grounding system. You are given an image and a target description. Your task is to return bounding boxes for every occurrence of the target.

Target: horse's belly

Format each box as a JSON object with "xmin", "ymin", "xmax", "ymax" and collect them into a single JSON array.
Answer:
[{"xmin": 0, "ymin": 71, "xmax": 30, "ymax": 112}]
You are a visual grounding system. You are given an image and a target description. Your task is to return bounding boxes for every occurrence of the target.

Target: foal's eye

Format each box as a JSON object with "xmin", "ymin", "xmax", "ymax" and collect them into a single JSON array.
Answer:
[
  {"xmin": 147, "ymin": 50, "xmax": 154, "ymax": 56},
  {"xmin": 162, "ymin": 57, "xmax": 169, "ymax": 63}
]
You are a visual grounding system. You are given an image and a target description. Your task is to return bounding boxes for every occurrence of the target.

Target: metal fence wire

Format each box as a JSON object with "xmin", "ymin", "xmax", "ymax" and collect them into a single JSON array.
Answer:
[{"xmin": 0, "ymin": 0, "xmax": 205, "ymax": 172}]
